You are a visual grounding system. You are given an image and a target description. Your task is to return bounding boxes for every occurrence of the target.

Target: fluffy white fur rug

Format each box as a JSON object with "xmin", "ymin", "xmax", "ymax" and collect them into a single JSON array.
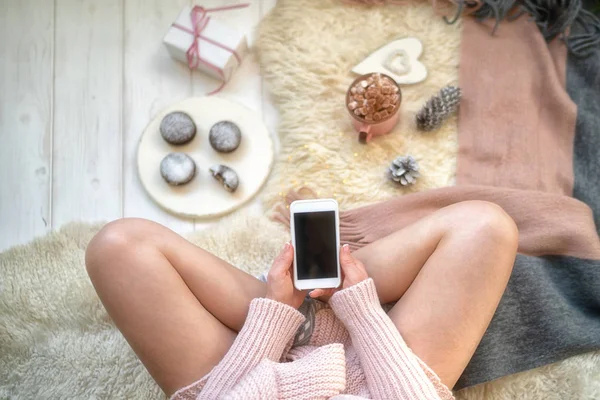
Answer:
[
  {"xmin": 1, "ymin": 0, "xmax": 599, "ymax": 398},
  {"xmin": 0, "ymin": 215, "xmax": 288, "ymax": 399},
  {"xmin": 256, "ymin": 0, "xmax": 460, "ymax": 210}
]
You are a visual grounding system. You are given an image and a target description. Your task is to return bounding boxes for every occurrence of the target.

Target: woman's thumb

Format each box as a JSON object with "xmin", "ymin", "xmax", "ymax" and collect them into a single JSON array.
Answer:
[
  {"xmin": 271, "ymin": 242, "xmax": 293, "ymax": 275},
  {"xmin": 339, "ymin": 244, "xmax": 356, "ymax": 271}
]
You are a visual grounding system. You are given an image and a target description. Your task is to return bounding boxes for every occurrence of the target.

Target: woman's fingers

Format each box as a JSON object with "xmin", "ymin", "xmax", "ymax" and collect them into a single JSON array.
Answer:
[
  {"xmin": 303, "ymin": 244, "xmax": 369, "ymax": 300},
  {"xmin": 269, "ymin": 242, "xmax": 293, "ymax": 279},
  {"xmin": 309, "ymin": 288, "xmax": 334, "ymax": 298},
  {"xmin": 339, "ymin": 244, "xmax": 369, "ymax": 287},
  {"xmin": 339, "ymin": 244, "xmax": 357, "ymax": 272}
]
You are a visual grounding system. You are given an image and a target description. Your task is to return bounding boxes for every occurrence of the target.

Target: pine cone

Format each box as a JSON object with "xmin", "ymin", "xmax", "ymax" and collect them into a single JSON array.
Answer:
[
  {"xmin": 416, "ymin": 85, "xmax": 461, "ymax": 131},
  {"xmin": 389, "ymin": 155, "xmax": 420, "ymax": 186}
]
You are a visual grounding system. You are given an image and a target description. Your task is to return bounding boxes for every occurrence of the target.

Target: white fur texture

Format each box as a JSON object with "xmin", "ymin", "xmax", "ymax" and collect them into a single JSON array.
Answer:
[
  {"xmin": 256, "ymin": 0, "xmax": 460, "ymax": 210},
  {"xmin": 0, "ymin": 215, "xmax": 289, "ymax": 399}
]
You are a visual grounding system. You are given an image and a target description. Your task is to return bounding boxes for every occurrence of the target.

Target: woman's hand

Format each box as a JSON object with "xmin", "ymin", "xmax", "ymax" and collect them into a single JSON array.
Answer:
[
  {"xmin": 309, "ymin": 244, "xmax": 369, "ymax": 299},
  {"xmin": 265, "ymin": 242, "xmax": 307, "ymax": 309}
]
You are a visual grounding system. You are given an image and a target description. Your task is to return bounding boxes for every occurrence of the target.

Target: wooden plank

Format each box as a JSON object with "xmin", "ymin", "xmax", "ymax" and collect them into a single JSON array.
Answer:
[
  {"xmin": 122, "ymin": 0, "xmax": 195, "ymax": 232},
  {"xmin": 0, "ymin": 0, "xmax": 54, "ymax": 251},
  {"xmin": 52, "ymin": 0, "xmax": 124, "ymax": 227}
]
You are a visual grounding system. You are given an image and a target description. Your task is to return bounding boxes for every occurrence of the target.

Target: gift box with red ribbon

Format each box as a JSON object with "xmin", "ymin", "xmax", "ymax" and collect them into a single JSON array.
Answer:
[{"xmin": 163, "ymin": 4, "xmax": 249, "ymax": 94}]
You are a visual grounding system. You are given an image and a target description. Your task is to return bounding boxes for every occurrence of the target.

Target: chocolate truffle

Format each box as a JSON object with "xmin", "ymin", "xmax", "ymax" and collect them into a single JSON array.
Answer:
[
  {"xmin": 160, "ymin": 111, "xmax": 196, "ymax": 145},
  {"xmin": 209, "ymin": 164, "xmax": 239, "ymax": 192},
  {"xmin": 160, "ymin": 153, "xmax": 196, "ymax": 186},
  {"xmin": 209, "ymin": 121, "xmax": 242, "ymax": 153}
]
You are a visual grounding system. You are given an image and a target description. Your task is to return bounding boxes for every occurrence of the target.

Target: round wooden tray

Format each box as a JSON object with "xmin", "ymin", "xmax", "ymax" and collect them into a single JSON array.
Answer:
[{"xmin": 137, "ymin": 97, "xmax": 274, "ymax": 218}]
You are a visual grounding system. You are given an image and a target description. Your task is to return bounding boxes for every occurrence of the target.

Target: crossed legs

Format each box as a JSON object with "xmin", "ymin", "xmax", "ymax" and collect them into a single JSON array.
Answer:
[{"xmin": 85, "ymin": 200, "xmax": 517, "ymax": 396}]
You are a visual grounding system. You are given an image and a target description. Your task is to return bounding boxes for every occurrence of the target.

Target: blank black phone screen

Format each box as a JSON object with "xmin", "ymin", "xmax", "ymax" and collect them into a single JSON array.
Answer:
[{"xmin": 294, "ymin": 211, "xmax": 338, "ymax": 280}]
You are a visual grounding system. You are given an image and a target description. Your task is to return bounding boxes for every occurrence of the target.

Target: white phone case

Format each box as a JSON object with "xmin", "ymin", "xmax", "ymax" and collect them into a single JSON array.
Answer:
[{"xmin": 290, "ymin": 199, "xmax": 342, "ymax": 290}]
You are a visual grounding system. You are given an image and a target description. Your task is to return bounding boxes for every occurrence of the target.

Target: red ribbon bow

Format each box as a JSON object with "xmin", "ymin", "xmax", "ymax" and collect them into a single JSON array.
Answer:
[{"xmin": 172, "ymin": 3, "xmax": 249, "ymax": 95}]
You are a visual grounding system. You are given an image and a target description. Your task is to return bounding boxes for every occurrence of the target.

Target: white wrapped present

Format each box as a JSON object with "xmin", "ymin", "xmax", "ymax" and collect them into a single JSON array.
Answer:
[{"xmin": 163, "ymin": 4, "xmax": 249, "ymax": 93}]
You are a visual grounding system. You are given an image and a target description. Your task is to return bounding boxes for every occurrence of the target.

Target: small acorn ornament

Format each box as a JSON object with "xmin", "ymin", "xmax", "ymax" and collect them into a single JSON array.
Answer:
[
  {"xmin": 389, "ymin": 155, "xmax": 420, "ymax": 186},
  {"xmin": 416, "ymin": 85, "xmax": 461, "ymax": 131}
]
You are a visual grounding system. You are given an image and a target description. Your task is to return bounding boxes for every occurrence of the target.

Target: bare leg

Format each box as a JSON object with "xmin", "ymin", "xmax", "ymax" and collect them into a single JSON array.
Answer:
[
  {"xmin": 353, "ymin": 200, "xmax": 518, "ymax": 389},
  {"xmin": 87, "ymin": 201, "xmax": 516, "ymax": 395},
  {"xmin": 85, "ymin": 218, "xmax": 266, "ymax": 396}
]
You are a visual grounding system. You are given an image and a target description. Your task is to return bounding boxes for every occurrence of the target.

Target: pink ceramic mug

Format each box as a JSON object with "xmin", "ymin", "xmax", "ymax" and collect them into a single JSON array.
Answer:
[{"xmin": 346, "ymin": 73, "xmax": 402, "ymax": 144}]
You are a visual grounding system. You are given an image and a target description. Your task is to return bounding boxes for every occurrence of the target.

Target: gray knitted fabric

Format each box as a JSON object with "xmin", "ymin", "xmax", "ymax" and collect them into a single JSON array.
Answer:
[{"xmin": 457, "ymin": 255, "xmax": 600, "ymax": 389}]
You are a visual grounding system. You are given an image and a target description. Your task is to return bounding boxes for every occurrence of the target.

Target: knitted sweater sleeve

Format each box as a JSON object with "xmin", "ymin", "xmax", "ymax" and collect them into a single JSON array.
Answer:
[
  {"xmin": 223, "ymin": 343, "xmax": 347, "ymax": 400},
  {"xmin": 329, "ymin": 279, "xmax": 452, "ymax": 400},
  {"xmin": 198, "ymin": 297, "xmax": 305, "ymax": 399}
]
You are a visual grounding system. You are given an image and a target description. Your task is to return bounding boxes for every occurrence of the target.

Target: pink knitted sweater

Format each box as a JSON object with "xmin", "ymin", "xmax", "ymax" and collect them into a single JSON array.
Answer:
[{"xmin": 172, "ymin": 279, "xmax": 455, "ymax": 400}]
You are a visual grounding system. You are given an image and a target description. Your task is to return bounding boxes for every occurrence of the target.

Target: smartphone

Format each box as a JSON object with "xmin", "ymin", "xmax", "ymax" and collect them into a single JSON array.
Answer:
[{"xmin": 290, "ymin": 199, "xmax": 341, "ymax": 290}]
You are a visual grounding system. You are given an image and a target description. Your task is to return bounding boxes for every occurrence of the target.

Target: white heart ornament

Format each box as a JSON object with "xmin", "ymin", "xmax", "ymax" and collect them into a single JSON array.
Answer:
[
  {"xmin": 384, "ymin": 49, "xmax": 412, "ymax": 75},
  {"xmin": 352, "ymin": 38, "xmax": 427, "ymax": 85}
]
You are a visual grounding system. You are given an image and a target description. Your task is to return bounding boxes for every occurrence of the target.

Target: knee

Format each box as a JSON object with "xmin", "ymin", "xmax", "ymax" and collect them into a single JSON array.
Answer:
[
  {"xmin": 85, "ymin": 218, "xmax": 154, "ymax": 280},
  {"xmin": 447, "ymin": 200, "xmax": 519, "ymax": 251}
]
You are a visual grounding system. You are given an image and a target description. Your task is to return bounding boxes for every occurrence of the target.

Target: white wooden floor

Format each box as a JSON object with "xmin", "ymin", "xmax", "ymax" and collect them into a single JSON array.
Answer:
[{"xmin": 0, "ymin": 0, "xmax": 279, "ymax": 252}]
